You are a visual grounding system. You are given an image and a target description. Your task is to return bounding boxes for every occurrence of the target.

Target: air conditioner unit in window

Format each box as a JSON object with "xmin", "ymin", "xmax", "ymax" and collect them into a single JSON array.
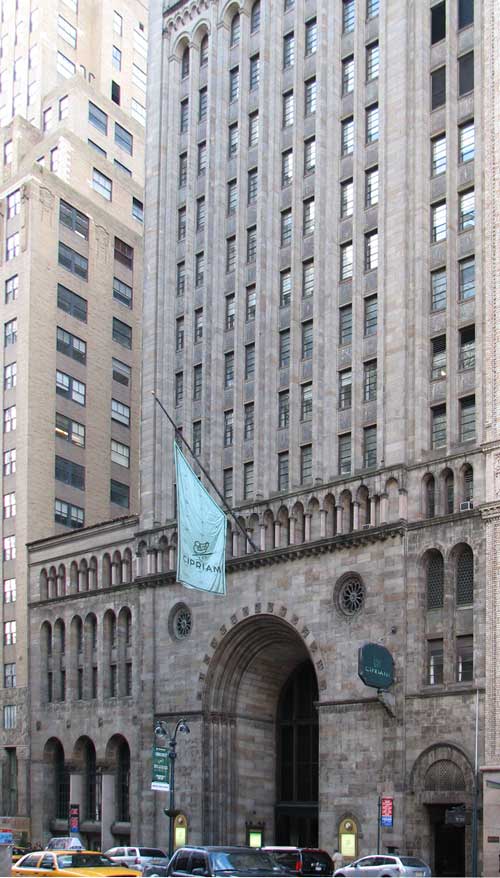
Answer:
[
  {"xmin": 460, "ymin": 500, "xmax": 474, "ymax": 511},
  {"xmin": 362, "ymin": 523, "xmax": 372, "ymax": 529}
]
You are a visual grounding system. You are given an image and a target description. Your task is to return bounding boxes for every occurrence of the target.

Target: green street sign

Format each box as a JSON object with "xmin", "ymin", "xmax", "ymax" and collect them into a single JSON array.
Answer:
[
  {"xmin": 358, "ymin": 642, "xmax": 394, "ymax": 690},
  {"xmin": 151, "ymin": 745, "xmax": 170, "ymax": 791}
]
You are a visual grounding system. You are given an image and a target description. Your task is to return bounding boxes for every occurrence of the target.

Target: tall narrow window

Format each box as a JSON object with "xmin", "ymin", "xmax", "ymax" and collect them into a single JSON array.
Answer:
[
  {"xmin": 431, "ymin": 404, "xmax": 447, "ymax": 448},
  {"xmin": 459, "ymin": 257, "xmax": 475, "ymax": 301},
  {"xmin": 431, "ymin": 201, "xmax": 447, "ymax": 242},
  {"xmin": 459, "ymin": 120, "xmax": 474, "ymax": 163},
  {"xmin": 279, "ymin": 391, "xmax": 290, "ymax": 428},
  {"xmin": 431, "ymin": 2, "xmax": 446, "ymax": 44},
  {"xmin": 431, "ymin": 268, "xmax": 447, "ymax": 312},
  {"xmin": 431, "ymin": 135, "xmax": 446, "ymax": 176},
  {"xmin": 431, "ymin": 66, "xmax": 446, "ymax": 110},
  {"xmin": 458, "ymin": 52, "xmax": 474, "ymax": 96},
  {"xmin": 428, "ymin": 640, "xmax": 444, "ymax": 684},
  {"xmin": 460, "ymin": 396, "xmax": 475, "ymax": 442},
  {"xmin": 342, "ymin": 57, "xmax": 354, "ymax": 95}
]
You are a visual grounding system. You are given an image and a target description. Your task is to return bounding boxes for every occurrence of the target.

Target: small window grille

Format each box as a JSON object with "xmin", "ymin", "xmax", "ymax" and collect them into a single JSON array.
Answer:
[
  {"xmin": 424, "ymin": 760, "xmax": 465, "ymax": 792},
  {"xmin": 456, "ymin": 547, "xmax": 474, "ymax": 605},
  {"xmin": 426, "ymin": 551, "xmax": 444, "ymax": 609}
]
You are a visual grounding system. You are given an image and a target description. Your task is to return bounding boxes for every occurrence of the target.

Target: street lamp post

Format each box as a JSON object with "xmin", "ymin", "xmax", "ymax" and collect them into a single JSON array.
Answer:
[{"xmin": 154, "ymin": 719, "xmax": 190, "ymax": 859}]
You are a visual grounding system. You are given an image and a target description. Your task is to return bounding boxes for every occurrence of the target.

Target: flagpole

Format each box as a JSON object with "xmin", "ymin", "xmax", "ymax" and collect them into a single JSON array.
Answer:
[{"xmin": 153, "ymin": 392, "xmax": 260, "ymax": 554}]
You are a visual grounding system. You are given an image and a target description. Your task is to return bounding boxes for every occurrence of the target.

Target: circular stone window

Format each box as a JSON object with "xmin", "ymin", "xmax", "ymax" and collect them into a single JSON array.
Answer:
[
  {"xmin": 170, "ymin": 604, "xmax": 193, "ymax": 640},
  {"xmin": 336, "ymin": 575, "xmax": 365, "ymax": 617}
]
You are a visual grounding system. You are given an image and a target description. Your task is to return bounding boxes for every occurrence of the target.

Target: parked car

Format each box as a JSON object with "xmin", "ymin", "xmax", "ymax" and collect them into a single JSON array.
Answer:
[
  {"xmin": 333, "ymin": 854, "xmax": 431, "ymax": 877},
  {"xmin": 45, "ymin": 837, "xmax": 84, "ymax": 851},
  {"xmin": 263, "ymin": 847, "xmax": 334, "ymax": 876},
  {"xmin": 12, "ymin": 849, "xmax": 141, "ymax": 876},
  {"xmin": 105, "ymin": 846, "xmax": 168, "ymax": 872},
  {"xmin": 143, "ymin": 860, "xmax": 170, "ymax": 878},
  {"xmin": 167, "ymin": 845, "xmax": 286, "ymax": 876}
]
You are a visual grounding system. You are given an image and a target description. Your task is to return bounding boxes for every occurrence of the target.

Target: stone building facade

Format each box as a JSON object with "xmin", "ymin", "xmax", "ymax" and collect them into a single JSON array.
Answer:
[{"xmin": 25, "ymin": 0, "xmax": 500, "ymax": 874}]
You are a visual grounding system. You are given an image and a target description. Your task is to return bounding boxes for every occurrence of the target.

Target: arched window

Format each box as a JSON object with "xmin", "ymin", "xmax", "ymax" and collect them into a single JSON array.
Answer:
[
  {"xmin": 230, "ymin": 13, "xmax": 240, "ymax": 46},
  {"xmin": 85, "ymin": 741, "xmax": 98, "ymax": 821},
  {"xmin": 181, "ymin": 46, "xmax": 190, "ymax": 78},
  {"xmin": 250, "ymin": 0, "xmax": 260, "ymax": 33},
  {"xmin": 54, "ymin": 742, "xmax": 70, "ymax": 818},
  {"xmin": 445, "ymin": 471, "xmax": 454, "ymax": 514},
  {"xmin": 200, "ymin": 34, "xmax": 209, "ymax": 67},
  {"xmin": 463, "ymin": 464, "xmax": 473, "ymax": 502},
  {"xmin": 426, "ymin": 550, "xmax": 444, "ymax": 610},
  {"xmin": 456, "ymin": 546, "xmax": 474, "ymax": 606},
  {"xmin": 425, "ymin": 475, "xmax": 435, "ymax": 518},
  {"xmin": 117, "ymin": 740, "xmax": 131, "ymax": 822},
  {"xmin": 276, "ymin": 661, "xmax": 318, "ymax": 843}
]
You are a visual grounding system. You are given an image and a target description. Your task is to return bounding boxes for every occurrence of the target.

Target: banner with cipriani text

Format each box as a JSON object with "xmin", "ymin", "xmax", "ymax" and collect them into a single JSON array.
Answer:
[{"xmin": 174, "ymin": 443, "xmax": 227, "ymax": 595}]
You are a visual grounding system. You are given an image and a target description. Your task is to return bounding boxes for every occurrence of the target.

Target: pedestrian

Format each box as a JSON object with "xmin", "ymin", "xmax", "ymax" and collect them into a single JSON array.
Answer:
[{"xmin": 332, "ymin": 849, "xmax": 344, "ymax": 871}]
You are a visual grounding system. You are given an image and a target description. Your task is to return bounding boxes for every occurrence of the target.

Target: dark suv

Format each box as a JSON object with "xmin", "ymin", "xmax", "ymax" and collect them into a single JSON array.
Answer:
[
  {"xmin": 263, "ymin": 847, "xmax": 334, "ymax": 876},
  {"xmin": 167, "ymin": 845, "xmax": 285, "ymax": 876}
]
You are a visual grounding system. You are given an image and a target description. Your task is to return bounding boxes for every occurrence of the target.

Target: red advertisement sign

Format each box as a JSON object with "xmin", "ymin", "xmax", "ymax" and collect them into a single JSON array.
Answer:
[
  {"xmin": 69, "ymin": 803, "xmax": 80, "ymax": 834},
  {"xmin": 381, "ymin": 797, "xmax": 393, "ymax": 827}
]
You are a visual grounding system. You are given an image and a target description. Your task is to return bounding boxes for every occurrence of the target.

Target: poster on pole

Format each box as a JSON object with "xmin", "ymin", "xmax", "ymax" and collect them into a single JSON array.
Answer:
[
  {"xmin": 69, "ymin": 803, "xmax": 80, "ymax": 834},
  {"xmin": 151, "ymin": 745, "xmax": 170, "ymax": 792},
  {"xmin": 380, "ymin": 797, "xmax": 393, "ymax": 827}
]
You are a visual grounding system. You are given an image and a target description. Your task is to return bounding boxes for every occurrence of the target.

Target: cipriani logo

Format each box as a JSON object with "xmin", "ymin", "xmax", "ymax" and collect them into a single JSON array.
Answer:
[{"xmin": 193, "ymin": 540, "xmax": 211, "ymax": 557}]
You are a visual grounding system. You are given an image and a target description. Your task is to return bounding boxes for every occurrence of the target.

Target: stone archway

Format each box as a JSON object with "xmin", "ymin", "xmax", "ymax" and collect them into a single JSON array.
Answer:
[
  {"xmin": 201, "ymin": 612, "xmax": 321, "ymax": 845},
  {"xmin": 409, "ymin": 744, "xmax": 475, "ymax": 877}
]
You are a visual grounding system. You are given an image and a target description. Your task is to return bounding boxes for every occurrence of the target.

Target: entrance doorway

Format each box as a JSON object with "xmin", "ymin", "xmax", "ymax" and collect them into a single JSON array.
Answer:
[
  {"xmin": 428, "ymin": 805, "xmax": 465, "ymax": 877},
  {"xmin": 276, "ymin": 661, "xmax": 319, "ymax": 846}
]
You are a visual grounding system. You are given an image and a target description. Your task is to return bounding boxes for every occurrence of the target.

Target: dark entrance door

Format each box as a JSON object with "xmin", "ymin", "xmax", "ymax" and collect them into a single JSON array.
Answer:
[
  {"xmin": 428, "ymin": 805, "xmax": 465, "ymax": 877},
  {"xmin": 275, "ymin": 661, "xmax": 319, "ymax": 845}
]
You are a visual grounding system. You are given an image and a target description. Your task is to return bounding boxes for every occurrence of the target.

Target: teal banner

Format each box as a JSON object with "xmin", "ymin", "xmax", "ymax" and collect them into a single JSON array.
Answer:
[{"xmin": 175, "ymin": 444, "xmax": 227, "ymax": 595}]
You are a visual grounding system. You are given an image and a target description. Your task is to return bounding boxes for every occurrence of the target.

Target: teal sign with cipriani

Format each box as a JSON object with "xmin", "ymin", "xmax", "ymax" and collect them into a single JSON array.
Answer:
[
  {"xmin": 358, "ymin": 642, "xmax": 395, "ymax": 690},
  {"xmin": 175, "ymin": 444, "xmax": 227, "ymax": 595}
]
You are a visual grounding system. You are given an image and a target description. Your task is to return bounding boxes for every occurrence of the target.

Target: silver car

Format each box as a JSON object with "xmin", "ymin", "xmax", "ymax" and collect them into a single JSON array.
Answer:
[
  {"xmin": 334, "ymin": 854, "xmax": 431, "ymax": 877},
  {"xmin": 105, "ymin": 846, "xmax": 168, "ymax": 872}
]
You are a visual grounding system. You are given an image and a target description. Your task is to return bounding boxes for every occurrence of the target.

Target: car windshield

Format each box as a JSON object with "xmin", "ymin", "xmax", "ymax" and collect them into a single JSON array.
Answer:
[
  {"xmin": 139, "ymin": 848, "xmax": 167, "ymax": 857},
  {"xmin": 57, "ymin": 854, "xmax": 115, "ymax": 868},
  {"xmin": 211, "ymin": 851, "xmax": 282, "ymax": 874},
  {"xmin": 399, "ymin": 858, "xmax": 428, "ymax": 868}
]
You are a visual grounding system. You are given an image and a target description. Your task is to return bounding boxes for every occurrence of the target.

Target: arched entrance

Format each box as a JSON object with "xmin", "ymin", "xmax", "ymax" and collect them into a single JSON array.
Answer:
[
  {"xmin": 202, "ymin": 613, "xmax": 321, "ymax": 845},
  {"xmin": 276, "ymin": 661, "xmax": 319, "ymax": 845},
  {"xmin": 409, "ymin": 744, "xmax": 475, "ymax": 877}
]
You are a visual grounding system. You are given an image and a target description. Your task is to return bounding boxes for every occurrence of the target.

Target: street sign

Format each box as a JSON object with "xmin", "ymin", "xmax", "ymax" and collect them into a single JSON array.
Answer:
[
  {"xmin": 69, "ymin": 803, "xmax": 79, "ymax": 834},
  {"xmin": 152, "ymin": 745, "xmax": 170, "ymax": 791},
  {"xmin": 445, "ymin": 808, "xmax": 466, "ymax": 827},
  {"xmin": 380, "ymin": 797, "xmax": 393, "ymax": 827},
  {"xmin": 358, "ymin": 643, "xmax": 395, "ymax": 690}
]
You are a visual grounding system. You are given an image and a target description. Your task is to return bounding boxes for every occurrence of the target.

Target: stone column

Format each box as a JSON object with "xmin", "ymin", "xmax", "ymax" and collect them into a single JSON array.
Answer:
[
  {"xmin": 246, "ymin": 530, "xmax": 254, "ymax": 554},
  {"xmin": 168, "ymin": 546, "xmax": 176, "ymax": 570},
  {"xmin": 121, "ymin": 558, "xmax": 129, "ymax": 581},
  {"xmin": 89, "ymin": 565, "xmax": 97, "ymax": 590},
  {"xmin": 304, "ymin": 513, "xmax": 312, "ymax": 542},
  {"xmin": 379, "ymin": 493, "xmax": 388, "ymax": 524},
  {"xmin": 69, "ymin": 770, "xmax": 84, "ymax": 820},
  {"xmin": 320, "ymin": 509, "xmax": 327, "ymax": 538},
  {"xmin": 147, "ymin": 550, "xmax": 157, "ymax": 576},
  {"xmin": 289, "ymin": 517, "xmax": 295, "ymax": 545},
  {"xmin": 352, "ymin": 501, "xmax": 360, "ymax": 531},
  {"xmin": 100, "ymin": 770, "xmax": 116, "ymax": 853},
  {"xmin": 259, "ymin": 523, "xmax": 266, "ymax": 551},
  {"xmin": 232, "ymin": 531, "xmax": 239, "ymax": 557},
  {"xmin": 398, "ymin": 489, "xmax": 408, "ymax": 520},
  {"xmin": 78, "ymin": 568, "xmax": 86, "ymax": 592},
  {"xmin": 336, "ymin": 505, "xmax": 343, "ymax": 534},
  {"xmin": 111, "ymin": 562, "xmax": 120, "ymax": 586},
  {"xmin": 134, "ymin": 554, "xmax": 142, "ymax": 578},
  {"xmin": 274, "ymin": 521, "xmax": 281, "ymax": 547}
]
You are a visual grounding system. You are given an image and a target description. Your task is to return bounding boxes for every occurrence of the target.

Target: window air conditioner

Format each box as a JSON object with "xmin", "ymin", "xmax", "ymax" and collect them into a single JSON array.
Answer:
[{"xmin": 460, "ymin": 500, "xmax": 473, "ymax": 511}]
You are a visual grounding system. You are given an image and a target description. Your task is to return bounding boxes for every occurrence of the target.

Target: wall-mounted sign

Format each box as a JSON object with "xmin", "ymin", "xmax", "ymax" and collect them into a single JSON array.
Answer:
[
  {"xmin": 69, "ymin": 804, "xmax": 79, "ymax": 834},
  {"xmin": 380, "ymin": 797, "xmax": 393, "ymax": 827},
  {"xmin": 151, "ymin": 745, "xmax": 170, "ymax": 791},
  {"xmin": 0, "ymin": 831, "xmax": 13, "ymax": 845},
  {"xmin": 358, "ymin": 643, "xmax": 394, "ymax": 690}
]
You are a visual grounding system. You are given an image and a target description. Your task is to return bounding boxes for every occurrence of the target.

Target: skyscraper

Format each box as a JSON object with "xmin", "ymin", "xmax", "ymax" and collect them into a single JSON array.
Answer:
[
  {"xmin": 25, "ymin": 0, "xmax": 500, "ymax": 874},
  {"xmin": 0, "ymin": 0, "xmax": 147, "ymax": 838}
]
